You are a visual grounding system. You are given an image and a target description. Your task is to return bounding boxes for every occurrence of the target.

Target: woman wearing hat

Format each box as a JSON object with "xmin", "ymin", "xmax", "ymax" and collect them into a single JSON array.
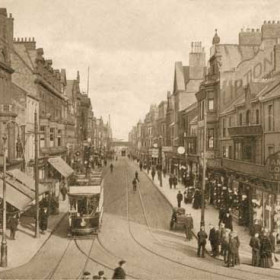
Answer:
[
  {"xmin": 112, "ymin": 260, "xmax": 126, "ymax": 279},
  {"xmin": 260, "ymin": 230, "xmax": 274, "ymax": 268}
]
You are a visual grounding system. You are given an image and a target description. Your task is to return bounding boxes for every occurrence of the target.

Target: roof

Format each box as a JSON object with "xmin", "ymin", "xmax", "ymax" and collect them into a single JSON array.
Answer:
[
  {"xmin": 190, "ymin": 116, "xmax": 198, "ymax": 125},
  {"xmin": 48, "ymin": 157, "xmax": 74, "ymax": 178},
  {"xmin": 259, "ymin": 79, "xmax": 280, "ymax": 102},
  {"xmin": 69, "ymin": 185, "xmax": 101, "ymax": 195},
  {"xmin": 173, "ymin": 62, "xmax": 186, "ymax": 92},
  {"xmin": 220, "ymin": 94, "xmax": 245, "ymax": 116}
]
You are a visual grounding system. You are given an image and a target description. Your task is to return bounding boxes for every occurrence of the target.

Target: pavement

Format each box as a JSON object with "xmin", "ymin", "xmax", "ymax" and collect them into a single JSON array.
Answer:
[
  {"xmin": 0, "ymin": 195, "xmax": 68, "ymax": 271},
  {"xmin": 134, "ymin": 160, "xmax": 280, "ymax": 269}
]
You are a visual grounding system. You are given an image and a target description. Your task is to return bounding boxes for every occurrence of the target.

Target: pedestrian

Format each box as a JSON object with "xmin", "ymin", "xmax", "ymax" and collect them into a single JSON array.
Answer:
[
  {"xmin": 81, "ymin": 271, "xmax": 91, "ymax": 280},
  {"xmin": 151, "ymin": 168, "xmax": 156, "ymax": 181},
  {"xmin": 176, "ymin": 191, "xmax": 183, "ymax": 208},
  {"xmin": 260, "ymin": 230, "xmax": 274, "ymax": 268},
  {"xmin": 163, "ymin": 167, "xmax": 167, "ymax": 178},
  {"xmin": 112, "ymin": 260, "xmax": 126, "ymax": 279},
  {"xmin": 223, "ymin": 211, "xmax": 233, "ymax": 231},
  {"xmin": 192, "ymin": 188, "xmax": 201, "ymax": 209},
  {"xmin": 222, "ymin": 228, "xmax": 231, "ymax": 264},
  {"xmin": 219, "ymin": 223, "xmax": 226, "ymax": 256},
  {"xmin": 9, "ymin": 214, "xmax": 19, "ymax": 240},
  {"xmin": 218, "ymin": 207, "xmax": 226, "ymax": 226},
  {"xmin": 39, "ymin": 207, "xmax": 48, "ymax": 234},
  {"xmin": 61, "ymin": 184, "xmax": 67, "ymax": 201},
  {"xmin": 173, "ymin": 176, "xmax": 178, "ymax": 189},
  {"xmin": 132, "ymin": 178, "xmax": 138, "ymax": 192},
  {"xmin": 209, "ymin": 224, "xmax": 218, "ymax": 257},
  {"xmin": 104, "ymin": 159, "xmax": 107, "ymax": 166},
  {"xmin": 250, "ymin": 233, "xmax": 261, "ymax": 267},
  {"xmin": 227, "ymin": 232, "xmax": 239, "ymax": 267},
  {"xmin": 110, "ymin": 163, "xmax": 114, "ymax": 173},
  {"xmin": 139, "ymin": 161, "xmax": 143, "ymax": 171},
  {"xmin": 197, "ymin": 226, "xmax": 208, "ymax": 258},
  {"xmin": 170, "ymin": 208, "xmax": 177, "ymax": 229},
  {"xmin": 135, "ymin": 171, "xmax": 139, "ymax": 181},
  {"xmin": 184, "ymin": 213, "xmax": 193, "ymax": 241},
  {"xmin": 169, "ymin": 174, "xmax": 173, "ymax": 189},
  {"xmin": 93, "ymin": 270, "xmax": 107, "ymax": 279}
]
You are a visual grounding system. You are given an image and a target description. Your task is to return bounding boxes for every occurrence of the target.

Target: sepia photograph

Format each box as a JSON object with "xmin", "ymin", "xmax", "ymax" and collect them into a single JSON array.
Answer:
[{"xmin": 0, "ymin": 0, "xmax": 280, "ymax": 279}]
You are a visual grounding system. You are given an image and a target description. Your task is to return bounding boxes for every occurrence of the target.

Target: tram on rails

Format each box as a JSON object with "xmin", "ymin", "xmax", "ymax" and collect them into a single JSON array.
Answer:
[{"xmin": 68, "ymin": 179, "xmax": 104, "ymax": 236}]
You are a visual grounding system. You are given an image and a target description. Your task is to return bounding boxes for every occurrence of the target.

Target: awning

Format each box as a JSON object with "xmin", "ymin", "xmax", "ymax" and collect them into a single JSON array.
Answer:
[
  {"xmin": 7, "ymin": 169, "xmax": 48, "ymax": 195},
  {"xmin": 69, "ymin": 185, "xmax": 101, "ymax": 195},
  {"xmin": 0, "ymin": 172, "xmax": 37, "ymax": 211},
  {"xmin": 48, "ymin": 157, "xmax": 74, "ymax": 178}
]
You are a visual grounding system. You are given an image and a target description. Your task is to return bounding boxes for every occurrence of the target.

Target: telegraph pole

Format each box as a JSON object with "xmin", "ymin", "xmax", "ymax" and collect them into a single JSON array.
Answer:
[
  {"xmin": 1, "ymin": 135, "xmax": 8, "ymax": 267},
  {"xmin": 34, "ymin": 111, "xmax": 40, "ymax": 238},
  {"xmin": 200, "ymin": 102, "xmax": 207, "ymax": 227}
]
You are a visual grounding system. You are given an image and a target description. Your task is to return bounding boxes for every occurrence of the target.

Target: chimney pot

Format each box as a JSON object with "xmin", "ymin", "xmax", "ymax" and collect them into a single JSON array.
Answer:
[
  {"xmin": 264, "ymin": 20, "xmax": 267, "ymax": 24},
  {"xmin": 252, "ymin": 29, "xmax": 255, "ymax": 32},
  {"xmin": 273, "ymin": 20, "xmax": 275, "ymax": 24},
  {"xmin": 268, "ymin": 21, "xmax": 271, "ymax": 24}
]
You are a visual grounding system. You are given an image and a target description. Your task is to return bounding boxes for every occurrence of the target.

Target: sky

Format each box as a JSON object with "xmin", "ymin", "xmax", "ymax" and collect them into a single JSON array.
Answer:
[{"xmin": 2, "ymin": 0, "xmax": 280, "ymax": 140}]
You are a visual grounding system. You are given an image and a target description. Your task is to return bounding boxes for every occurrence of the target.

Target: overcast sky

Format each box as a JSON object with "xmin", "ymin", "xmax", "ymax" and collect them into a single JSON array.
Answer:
[{"xmin": 2, "ymin": 0, "xmax": 280, "ymax": 140}]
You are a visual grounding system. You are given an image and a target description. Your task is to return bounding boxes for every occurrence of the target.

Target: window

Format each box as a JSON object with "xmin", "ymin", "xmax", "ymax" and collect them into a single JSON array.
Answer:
[
  {"xmin": 229, "ymin": 146, "xmax": 233, "ymax": 159},
  {"xmin": 208, "ymin": 99, "xmax": 214, "ymax": 111},
  {"xmin": 200, "ymin": 101, "xmax": 205, "ymax": 120},
  {"xmin": 235, "ymin": 142, "xmax": 241, "ymax": 160},
  {"xmin": 222, "ymin": 118, "xmax": 226, "ymax": 137},
  {"xmin": 268, "ymin": 146, "xmax": 275, "ymax": 155},
  {"xmin": 229, "ymin": 117, "xmax": 232, "ymax": 128},
  {"xmin": 57, "ymin": 129, "xmax": 62, "ymax": 147},
  {"xmin": 268, "ymin": 105, "xmax": 273, "ymax": 131},
  {"xmin": 223, "ymin": 146, "xmax": 229, "ymax": 158},
  {"xmin": 246, "ymin": 110, "xmax": 250, "ymax": 125},
  {"xmin": 256, "ymin": 109, "xmax": 259, "ymax": 124},
  {"xmin": 207, "ymin": 128, "xmax": 214, "ymax": 149},
  {"xmin": 40, "ymin": 126, "xmax": 45, "ymax": 148},
  {"xmin": 239, "ymin": 113, "xmax": 243, "ymax": 126},
  {"xmin": 50, "ymin": 128, "xmax": 55, "ymax": 147}
]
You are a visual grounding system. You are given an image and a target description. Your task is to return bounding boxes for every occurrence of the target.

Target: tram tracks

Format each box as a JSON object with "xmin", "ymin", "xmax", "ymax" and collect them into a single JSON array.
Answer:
[{"xmin": 124, "ymin": 160, "xmax": 280, "ymax": 280}]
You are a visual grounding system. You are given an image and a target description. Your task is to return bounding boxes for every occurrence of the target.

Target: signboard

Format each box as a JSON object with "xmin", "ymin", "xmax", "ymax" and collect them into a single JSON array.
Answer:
[
  {"xmin": 162, "ymin": 146, "xmax": 173, "ymax": 152},
  {"xmin": 266, "ymin": 151, "xmax": 280, "ymax": 180},
  {"xmin": 152, "ymin": 148, "xmax": 159, "ymax": 158}
]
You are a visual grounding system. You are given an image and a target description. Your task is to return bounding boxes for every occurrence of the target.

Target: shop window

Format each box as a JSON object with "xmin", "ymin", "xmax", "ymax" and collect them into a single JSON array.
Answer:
[
  {"xmin": 40, "ymin": 126, "xmax": 45, "ymax": 148},
  {"xmin": 57, "ymin": 129, "xmax": 62, "ymax": 147},
  {"xmin": 207, "ymin": 128, "xmax": 214, "ymax": 149},
  {"xmin": 208, "ymin": 99, "xmax": 214, "ymax": 111},
  {"xmin": 268, "ymin": 104, "xmax": 273, "ymax": 131},
  {"xmin": 256, "ymin": 109, "xmax": 259, "ymax": 124},
  {"xmin": 223, "ymin": 146, "xmax": 229, "ymax": 158},
  {"xmin": 243, "ymin": 144, "xmax": 253, "ymax": 161},
  {"xmin": 50, "ymin": 128, "xmax": 55, "ymax": 147}
]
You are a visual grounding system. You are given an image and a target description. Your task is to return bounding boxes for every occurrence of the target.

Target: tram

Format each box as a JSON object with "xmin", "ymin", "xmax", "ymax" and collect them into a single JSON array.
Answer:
[{"xmin": 68, "ymin": 182, "xmax": 104, "ymax": 236}]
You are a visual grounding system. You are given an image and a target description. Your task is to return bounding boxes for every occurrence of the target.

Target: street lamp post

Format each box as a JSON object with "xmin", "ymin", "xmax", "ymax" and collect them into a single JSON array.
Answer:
[
  {"xmin": 159, "ymin": 136, "xmax": 163, "ymax": 187},
  {"xmin": 1, "ymin": 135, "xmax": 8, "ymax": 267}
]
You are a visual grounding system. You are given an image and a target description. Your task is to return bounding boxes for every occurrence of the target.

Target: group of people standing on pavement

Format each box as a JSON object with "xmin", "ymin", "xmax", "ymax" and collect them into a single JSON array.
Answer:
[{"xmin": 249, "ymin": 229, "xmax": 276, "ymax": 268}]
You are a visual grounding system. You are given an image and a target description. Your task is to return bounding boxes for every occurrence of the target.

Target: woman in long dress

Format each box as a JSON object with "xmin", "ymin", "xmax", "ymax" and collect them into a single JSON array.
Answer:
[{"xmin": 260, "ymin": 231, "xmax": 273, "ymax": 268}]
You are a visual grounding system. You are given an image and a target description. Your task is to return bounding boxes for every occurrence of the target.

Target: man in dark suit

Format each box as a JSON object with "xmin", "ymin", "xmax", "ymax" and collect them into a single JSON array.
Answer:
[
  {"xmin": 112, "ymin": 260, "xmax": 126, "ymax": 279},
  {"xmin": 197, "ymin": 226, "xmax": 208, "ymax": 258}
]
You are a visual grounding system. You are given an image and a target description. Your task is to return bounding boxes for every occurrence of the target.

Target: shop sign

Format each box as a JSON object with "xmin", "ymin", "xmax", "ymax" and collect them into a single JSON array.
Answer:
[
  {"xmin": 266, "ymin": 151, "xmax": 280, "ymax": 180},
  {"xmin": 151, "ymin": 148, "xmax": 158, "ymax": 158},
  {"xmin": 162, "ymin": 146, "xmax": 173, "ymax": 152}
]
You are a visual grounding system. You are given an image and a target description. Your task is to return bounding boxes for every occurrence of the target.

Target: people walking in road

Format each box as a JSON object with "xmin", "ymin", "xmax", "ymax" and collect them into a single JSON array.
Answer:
[
  {"xmin": 163, "ymin": 167, "xmax": 167, "ymax": 178},
  {"xmin": 169, "ymin": 174, "xmax": 173, "ymax": 189},
  {"xmin": 222, "ymin": 228, "xmax": 231, "ymax": 264},
  {"xmin": 132, "ymin": 178, "xmax": 138, "ymax": 192},
  {"xmin": 250, "ymin": 233, "xmax": 261, "ymax": 266},
  {"xmin": 176, "ymin": 191, "xmax": 183, "ymax": 208},
  {"xmin": 39, "ymin": 207, "xmax": 48, "ymax": 234},
  {"xmin": 110, "ymin": 163, "xmax": 114, "ymax": 173},
  {"xmin": 9, "ymin": 214, "xmax": 19, "ymax": 240},
  {"xmin": 135, "ymin": 171, "xmax": 139, "ymax": 181},
  {"xmin": 184, "ymin": 213, "xmax": 193, "ymax": 241},
  {"xmin": 93, "ymin": 270, "xmax": 106, "ymax": 279},
  {"xmin": 260, "ymin": 230, "xmax": 274, "ymax": 268},
  {"xmin": 197, "ymin": 226, "xmax": 208, "ymax": 258},
  {"xmin": 170, "ymin": 208, "xmax": 177, "ymax": 229},
  {"xmin": 173, "ymin": 176, "xmax": 178, "ymax": 189},
  {"xmin": 112, "ymin": 260, "xmax": 126, "ymax": 279},
  {"xmin": 151, "ymin": 168, "xmax": 156, "ymax": 181}
]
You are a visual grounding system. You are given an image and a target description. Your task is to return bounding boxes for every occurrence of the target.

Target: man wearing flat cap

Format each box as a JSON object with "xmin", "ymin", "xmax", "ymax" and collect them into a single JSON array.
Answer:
[{"xmin": 112, "ymin": 260, "xmax": 126, "ymax": 279}]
